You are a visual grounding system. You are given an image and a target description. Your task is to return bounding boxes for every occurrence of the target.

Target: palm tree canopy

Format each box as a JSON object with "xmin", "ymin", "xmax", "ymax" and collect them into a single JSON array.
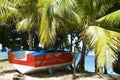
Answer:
[
  {"xmin": 0, "ymin": 0, "xmax": 120, "ymax": 70},
  {"xmin": 63, "ymin": 0, "xmax": 120, "ymax": 69},
  {"xmin": 86, "ymin": 26, "xmax": 120, "ymax": 67},
  {"xmin": 0, "ymin": 0, "xmax": 19, "ymax": 22},
  {"xmin": 96, "ymin": 10, "xmax": 120, "ymax": 32},
  {"xmin": 15, "ymin": 0, "xmax": 57, "ymax": 47}
]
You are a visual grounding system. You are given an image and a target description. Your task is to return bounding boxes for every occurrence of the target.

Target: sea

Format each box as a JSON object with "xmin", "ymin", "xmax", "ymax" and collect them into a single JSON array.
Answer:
[
  {"xmin": 0, "ymin": 51, "xmax": 8, "ymax": 59},
  {"xmin": 76, "ymin": 53, "xmax": 119, "ymax": 76},
  {"xmin": 0, "ymin": 51, "xmax": 119, "ymax": 76}
]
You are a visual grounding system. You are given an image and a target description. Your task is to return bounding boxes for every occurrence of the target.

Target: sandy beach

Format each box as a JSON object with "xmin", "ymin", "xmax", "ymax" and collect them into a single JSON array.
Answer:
[{"xmin": 0, "ymin": 59, "xmax": 120, "ymax": 80}]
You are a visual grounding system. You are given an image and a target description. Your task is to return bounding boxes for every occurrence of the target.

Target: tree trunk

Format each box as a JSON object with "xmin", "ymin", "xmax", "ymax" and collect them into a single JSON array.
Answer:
[
  {"xmin": 95, "ymin": 55, "xmax": 97, "ymax": 73},
  {"xmin": 113, "ymin": 53, "xmax": 120, "ymax": 74},
  {"xmin": 73, "ymin": 46, "xmax": 76, "ymax": 79},
  {"xmin": 28, "ymin": 31, "xmax": 33, "ymax": 50},
  {"xmin": 104, "ymin": 59, "xmax": 108, "ymax": 74},
  {"xmin": 95, "ymin": 55, "xmax": 104, "ymax": 74},
  {"xmin": 104, "ymin": 66, "xmax": 108, "ymax": 74},
  {"xmin": 34, "ymin": 33, "xmax": 39, "ymax": 49},
  {"xmin": 70, "ymin": 34, "xmax": 73, "ymax": 52},
  {"xmin": 69, "ymin": 34, "xmax": 73, "ymax": 70},
  {"xmin": 79, "ymin": 41, "xmax": 86, "ymax": 72}
]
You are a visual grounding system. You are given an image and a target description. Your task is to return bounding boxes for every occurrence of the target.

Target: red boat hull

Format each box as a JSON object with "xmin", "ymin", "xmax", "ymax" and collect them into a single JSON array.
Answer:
[{"xmin": 8, "ymin": 50, "xmax": 73, "ymax": 74}]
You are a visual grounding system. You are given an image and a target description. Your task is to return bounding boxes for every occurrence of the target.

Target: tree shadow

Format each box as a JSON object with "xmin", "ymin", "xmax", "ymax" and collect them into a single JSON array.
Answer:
[
  {"xmin": 98, "ymin": 74, "xmax": 120, "ymax": 80},
  {"xmin": 0, "ymin": 69, "xmax": 19, "ymax": 75},
  {"xmin": 25, "ymin": 68, "xmax": 73, "ymax": 78},
  {"xmin": 0, "ymin": 59, "xmax": 8, "ymax": 62},
  {"xmin": 1, "ymin": 67, "xmax": 119, "ymax": 80},
  {"xmin": 78, "ymin": 71, "xmax": 120, "ymax": 80},
  {"xmin": 26, "ymin": 68, "xmax": 119, "ymax": 80}
]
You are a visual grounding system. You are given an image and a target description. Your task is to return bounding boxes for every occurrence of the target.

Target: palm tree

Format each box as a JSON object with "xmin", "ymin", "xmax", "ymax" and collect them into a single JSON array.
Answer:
[
  {"xmin": 86, "ymin": 26, "xmax": 120, "ymax": 73},
  {"xmin": 1, "ymin": 0, "xmax": 120, "ymax": 74},
  {"xmin": 76, "ymin": 0, "xmax": 120, "ymax": 73},
  {"xmin": 54, "ymin": 19, "xmax": 81, "ymax": 51},
  {"xmin": 15, "ymin": 0, "xmax": 58, "ymax": 49},
  {"xmin": 0, "ymin": 0, "xmax": 78, "ymax": 50},
  {"xmin": 54, "ymin": 0, "xmax": 120, "ymax": 73},
  {"xmin": 16, "ymin": 0, "xmax": 80, "ymax": 48},
  {"xmin": 27, "ymin": 0, "xmax": 119, "ymax": 73},
  {"xmin": 14, "ymin": 0, "xmax": 39, "ymax": 50},
  {"xmin": 0, "ymin": 0, "xmax": 39, "ymax": 50}
]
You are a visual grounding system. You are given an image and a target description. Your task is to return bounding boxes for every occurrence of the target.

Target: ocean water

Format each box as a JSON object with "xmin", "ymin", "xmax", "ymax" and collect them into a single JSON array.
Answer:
[
  {"xmin": 0, "ymin": 51, "xmax": 119, "ymax": 75},
  {"xmin": 85, "ymin": 55, "xmax": 95, "ymax": 72},
  {"xmin": 0, "ymin": 51, "xmax": 8, "ymax": 58},
  {"xmin": 79, "ymin": 54, "xmax": 119, "ymax": 75}
]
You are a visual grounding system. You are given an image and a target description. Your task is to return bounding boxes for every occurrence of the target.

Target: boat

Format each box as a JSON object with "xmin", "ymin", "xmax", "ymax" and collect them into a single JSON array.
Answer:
[{"xmin": 8, "ymin": 50, "xmax": 73, "ymax": 74}]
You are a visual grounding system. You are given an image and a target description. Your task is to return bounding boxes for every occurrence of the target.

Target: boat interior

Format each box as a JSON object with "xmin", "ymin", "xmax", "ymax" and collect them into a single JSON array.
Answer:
[{"xmin": 14, "ymin": 51, "xmax": 27, "ymax": 61}]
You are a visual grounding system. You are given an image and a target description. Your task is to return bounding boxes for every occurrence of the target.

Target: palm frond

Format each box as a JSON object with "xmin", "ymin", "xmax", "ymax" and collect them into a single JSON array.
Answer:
[
  {"xmin": 56, "ymin": 0, "xmax": 76, "ymax": 16},
  {"xmin": 97, "ymin": 10, "xmax": 120, "ymax": 27},
  {"xmin": 53, "ymin": 0, "xmax": 81, "ymax": 26},
  {"xmin": 38, "ymin": 2, "xmax": 56, "ymax": 47},
  {"xmin": 0, "ymin": 0, "xmax": 19, "ymax": 22},
  {"xmin": 86, "ymin": 26, "xmax": 120, "ymax": 67},
  {"xmin": 96, "ymin": 0, "xmax": 115, "ymax": 16},
  {"xmin": 17, "ymin": 18, "xmax": 31, "ymax": 32},
  {"xmin": 11, "ymin": 0, "xmax": 31, "ymax": 6},
  {"xmin": 38, "ymin": 0, "xmax": 55, "ymax": 7}
]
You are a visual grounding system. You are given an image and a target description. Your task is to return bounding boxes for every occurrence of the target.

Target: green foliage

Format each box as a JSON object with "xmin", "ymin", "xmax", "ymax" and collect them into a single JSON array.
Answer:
[
  {"xmin": 86, "ymin": 26, "xmax": 120, "ymax": 68},
  {"xmin": 16, "ymin": 0, "xmax": 57, "ymax": 47},
  {"xmin": 0, "ymin": 0, "xmax": 120, "ymax": 74},
  {"xmin": 38, "ymin": 1, "xmax": 56, "ymax": 47},
  {"xmin": 0, "ymin": 20, "xmax": 29, "ymax": 50},
  {"xmin": 0, "ymin": 0, "xmax": 19, "ymax": 22},
  {"xmin": 97, "ymin": 10, "xmax": 120, "ymax": 32},
  {"xmin": 60, "ymin": 0, "xmax": 120, "ymax": 72}
]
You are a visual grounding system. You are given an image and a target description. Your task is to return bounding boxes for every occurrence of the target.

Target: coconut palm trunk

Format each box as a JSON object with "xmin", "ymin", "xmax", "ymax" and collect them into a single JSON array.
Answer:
[
  {"xmin": 104, "ymin": 66, "xmax": 108, "ymax": 74},
  {"xmin": 79, "ymin": 41, "xmax": 86, "ymax": 72},
  {"xmin": 95, "ymin": 56, "xmax": 101, "ymax": 73},
  {"xmin": 28, "ymin": 31, "xmax": 33, "ymax": 50},
  {"xmin": 70, "ymin": 34, "xmax": 73, "ymax": 52}
]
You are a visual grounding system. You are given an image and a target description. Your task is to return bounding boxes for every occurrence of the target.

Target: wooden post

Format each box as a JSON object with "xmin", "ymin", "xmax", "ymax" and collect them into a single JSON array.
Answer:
[
  {"xmin": 48, "ymin": 68, "xmax": 53, "ymax": 75},
  {"xmin": 73, "ymin": 46, "xmax": 76, "ymax": 79}
]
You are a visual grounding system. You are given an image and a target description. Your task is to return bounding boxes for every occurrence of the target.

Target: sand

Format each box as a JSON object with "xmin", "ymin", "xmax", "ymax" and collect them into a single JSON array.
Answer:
[{"xmin": 0, "ymin": 59, "xmax": 120, "ymax": 80}]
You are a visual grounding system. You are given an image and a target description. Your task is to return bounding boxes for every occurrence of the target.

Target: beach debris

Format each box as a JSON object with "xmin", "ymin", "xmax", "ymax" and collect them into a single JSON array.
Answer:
[{"xmin": 13, "ymin": 74, "xmax": 24, "ymax": 80}]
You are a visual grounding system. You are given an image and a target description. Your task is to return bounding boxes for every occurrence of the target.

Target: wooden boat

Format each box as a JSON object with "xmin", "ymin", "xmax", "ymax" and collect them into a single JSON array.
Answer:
[{"xmin": 8, "ymin": 50, "xmax": 73, "ymax": 74}]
